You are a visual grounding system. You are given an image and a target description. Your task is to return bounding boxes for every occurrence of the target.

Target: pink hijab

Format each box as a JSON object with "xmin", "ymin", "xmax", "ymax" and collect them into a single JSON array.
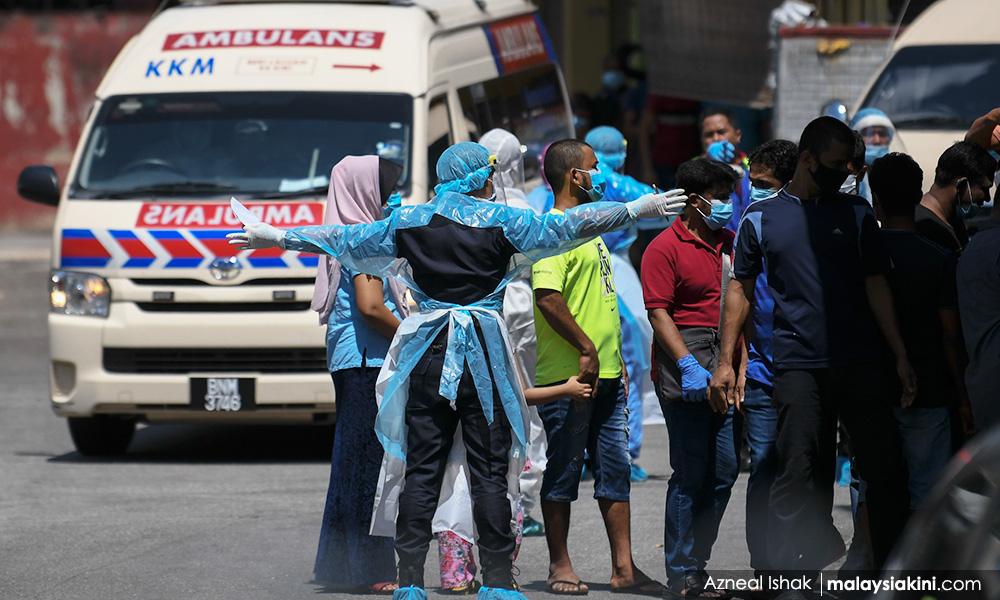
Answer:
[{"xmin": 311, "ymin": 155, "xmax": 409, "ymax": 325}]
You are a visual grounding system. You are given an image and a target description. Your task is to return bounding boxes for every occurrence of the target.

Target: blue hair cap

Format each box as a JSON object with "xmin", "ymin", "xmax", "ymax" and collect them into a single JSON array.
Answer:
[
  {"xmin": 435, "ymin": 142, "xmax": 493, "ymax": 196},
  {"xmin": 585, "ymin": 126, "xmax": 627, "ymax": 171}
]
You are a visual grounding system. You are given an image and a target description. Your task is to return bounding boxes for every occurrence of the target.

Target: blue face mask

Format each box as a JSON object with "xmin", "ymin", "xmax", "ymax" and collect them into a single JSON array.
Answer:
[
  {"xmin": 696, "ymin": 195, "xmax": 734, "ymax": 230},
  {"xmin": 602, "ymin": 70, "xmax": 625, "ymax": 90},
  {"xmin": 958, "ymin": 181, "xmax": 978, "ymax": 219},
  {"xmin": 382, "ymin": 191, "xmax": 401, "ymax": 218},
  {"xmin": 750, "ymin": 185, "xmax": 776, "ymax": 203},
  {"xmin": 866, "ymin": 145, "xmax": 889, "ymax": 165},
  {"xmin": 576, "ymin": 167, "xmax": 606, "ymax": 202}
]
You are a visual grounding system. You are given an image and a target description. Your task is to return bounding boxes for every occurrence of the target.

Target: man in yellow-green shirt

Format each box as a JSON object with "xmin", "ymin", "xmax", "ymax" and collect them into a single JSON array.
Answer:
[{"xmin": 532, "ymin": 139, "xmax": 662, "ymax": 596}]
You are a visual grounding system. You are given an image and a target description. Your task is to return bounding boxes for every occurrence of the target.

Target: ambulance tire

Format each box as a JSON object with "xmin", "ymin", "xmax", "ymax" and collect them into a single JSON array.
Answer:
[{"xmin": 68, "ymin": 416, "xmax": 136, "ymax": 457}]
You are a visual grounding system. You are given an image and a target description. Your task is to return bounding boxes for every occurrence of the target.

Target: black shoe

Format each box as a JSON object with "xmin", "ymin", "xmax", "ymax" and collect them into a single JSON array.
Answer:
[{"xmin": 397, "ymin": 565, "xmax": 424, "ymax": 589}]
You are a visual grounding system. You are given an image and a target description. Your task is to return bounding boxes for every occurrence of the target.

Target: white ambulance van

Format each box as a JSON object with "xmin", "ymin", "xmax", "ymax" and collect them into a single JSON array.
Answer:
[
  {"xmin": 17, "ymin": 0, "xmax": 573, "ymax": 455},
  {"xmin": 854, "ymin": 0, "xmax": 1000, "ymax": 190}
]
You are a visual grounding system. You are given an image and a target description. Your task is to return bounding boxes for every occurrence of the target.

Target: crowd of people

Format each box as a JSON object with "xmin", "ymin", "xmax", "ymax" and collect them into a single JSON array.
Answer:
[{"xmin": 226, "ymin": 95, "xmax": 1000, "ymax": 600}]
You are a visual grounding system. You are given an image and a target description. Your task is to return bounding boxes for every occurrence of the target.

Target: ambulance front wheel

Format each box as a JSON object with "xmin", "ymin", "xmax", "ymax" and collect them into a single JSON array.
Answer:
[{"xmin": 68, "ymin": 416, "xmax": 137, "ymax": 457}]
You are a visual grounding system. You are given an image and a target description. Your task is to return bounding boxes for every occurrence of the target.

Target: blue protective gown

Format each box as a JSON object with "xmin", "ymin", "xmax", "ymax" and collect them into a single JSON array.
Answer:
[{"xmin": 283, "ymin": 192, "xmax": 638, "ymax": 535}]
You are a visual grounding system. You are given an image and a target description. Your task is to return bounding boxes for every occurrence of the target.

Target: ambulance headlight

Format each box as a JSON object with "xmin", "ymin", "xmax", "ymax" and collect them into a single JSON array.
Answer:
[{"xmin": 50, "ymin": 270, "xmax": 110, "ymax": 317}]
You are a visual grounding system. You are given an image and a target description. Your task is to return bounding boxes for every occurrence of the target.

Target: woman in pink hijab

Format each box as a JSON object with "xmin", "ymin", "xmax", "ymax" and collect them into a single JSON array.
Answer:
[{"xmin": 312, "ymin": 155, "xmax": 409, "ymax": 594}]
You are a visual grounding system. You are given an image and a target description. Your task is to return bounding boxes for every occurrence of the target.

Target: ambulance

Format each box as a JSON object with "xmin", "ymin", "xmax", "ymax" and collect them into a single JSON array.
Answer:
[
  {"xmin": 17, "ymin": 0, "xmax": 573, "ymax": 455},
  {"xmin": 854, "ymin": 0, "xmax": 1000, "ymax": 190}
]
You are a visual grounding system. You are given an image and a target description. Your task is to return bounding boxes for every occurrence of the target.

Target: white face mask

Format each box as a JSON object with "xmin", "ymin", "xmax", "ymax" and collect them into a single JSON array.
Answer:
[{"xmin": 839, "ymin": 173, "xmax": 858, "ymax": 195}]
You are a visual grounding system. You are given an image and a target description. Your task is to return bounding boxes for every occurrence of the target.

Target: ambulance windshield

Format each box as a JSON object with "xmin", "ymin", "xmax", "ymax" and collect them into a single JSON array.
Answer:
[{"xmin": 72, "ymin": 91, "xmax": 412, "ymax": 199}]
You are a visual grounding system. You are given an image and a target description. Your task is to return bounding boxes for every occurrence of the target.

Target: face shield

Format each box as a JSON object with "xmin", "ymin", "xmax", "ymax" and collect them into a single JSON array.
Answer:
[
  {"xmin": 484, "ymin": 155, "xmax": 510, "ymax": 206},
  {"xmin": 478, "ymin": 128, "xmax": 526, "ymax": 197}
]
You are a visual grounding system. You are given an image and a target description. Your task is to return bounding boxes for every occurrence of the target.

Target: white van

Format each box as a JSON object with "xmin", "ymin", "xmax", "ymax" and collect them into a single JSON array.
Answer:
[
  {"xmin": 854, "ymin": 0, "xmax": 1000, "ymax": 190},
  {"xmin": 17, "ymin": 0, "xmax": 573, "ymax": 456}
]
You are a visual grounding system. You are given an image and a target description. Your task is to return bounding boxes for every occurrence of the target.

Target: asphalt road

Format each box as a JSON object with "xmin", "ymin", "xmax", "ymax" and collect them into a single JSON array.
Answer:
[{"xmin": 0, "ymin": 233, "xmax": 853, "ymax": 600}]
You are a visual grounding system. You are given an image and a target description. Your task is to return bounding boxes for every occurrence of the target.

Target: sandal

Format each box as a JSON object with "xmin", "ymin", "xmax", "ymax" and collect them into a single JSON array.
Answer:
[
  {"xmin": 546, "ymin": 578, "xmax": 589, "ymax": 595},
  {"xmin": 368, "ymin": 581, "xmax": 399, "ymax": 595},
  {"xmin": 662, "ymin": 574, "xmax": 730, "ymax": 599},
  {"xmin": 610, "ymin": 579, "xmax": 663, "ymax": 596}
]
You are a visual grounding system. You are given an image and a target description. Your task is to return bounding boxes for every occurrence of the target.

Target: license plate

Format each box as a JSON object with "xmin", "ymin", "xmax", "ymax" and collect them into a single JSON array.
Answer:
[{"xmin": 189, "ymin": 377, "xmax": 256, "ymax": 412}]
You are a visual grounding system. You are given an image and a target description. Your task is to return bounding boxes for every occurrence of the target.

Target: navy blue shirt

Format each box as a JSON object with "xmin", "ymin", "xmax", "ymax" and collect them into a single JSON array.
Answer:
[{"xmin": 733, "ymin": 188, "xmax": 892, "ymax": 369}]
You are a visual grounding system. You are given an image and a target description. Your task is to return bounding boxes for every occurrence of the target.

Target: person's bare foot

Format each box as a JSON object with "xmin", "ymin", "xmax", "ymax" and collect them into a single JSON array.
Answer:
[{"xmin": 547, "ymin": 568, "xmax": 589, "ymax": 595}]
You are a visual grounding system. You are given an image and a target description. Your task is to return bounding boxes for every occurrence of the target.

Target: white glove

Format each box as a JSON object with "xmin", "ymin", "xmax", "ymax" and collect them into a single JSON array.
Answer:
[
  {"xmin": 226, "ymin": 222, "xmax": 287, "ymax": 250},
  {"xmin": 626, "ymin": 188, "xmax": 687, "ymax": 220}
]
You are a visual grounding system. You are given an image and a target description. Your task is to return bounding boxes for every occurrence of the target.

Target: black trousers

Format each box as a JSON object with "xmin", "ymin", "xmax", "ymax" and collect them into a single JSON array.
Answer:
[
  {"xmin": 395, "ymin": 335, "xmax": 515, "ymax": 588},
  {"xmin": 768, "ymin": 363, "xmax": 910, "ymax": 577}
]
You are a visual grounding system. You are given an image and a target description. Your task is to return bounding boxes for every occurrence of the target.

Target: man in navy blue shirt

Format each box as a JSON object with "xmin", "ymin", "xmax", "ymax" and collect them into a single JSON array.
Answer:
[
  {"xmin": 709, "ymin": 117, "xmax": 913, "ymax": 596},
  {"xmin": 738, "ymin": 139, "xmax": 798, "ymax": 579}
]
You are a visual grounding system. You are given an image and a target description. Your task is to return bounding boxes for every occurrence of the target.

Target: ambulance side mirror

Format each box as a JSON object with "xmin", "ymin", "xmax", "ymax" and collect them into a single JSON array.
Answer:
[{"xmin": 17, "ymin": 165, "xmax": 60, "ymax": 207}]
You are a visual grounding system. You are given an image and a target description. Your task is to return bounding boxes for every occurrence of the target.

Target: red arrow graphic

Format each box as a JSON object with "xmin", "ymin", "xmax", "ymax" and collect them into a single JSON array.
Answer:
[{"xmin": 333, "ymin": 63, "xmax": 381, "ymax": 72}]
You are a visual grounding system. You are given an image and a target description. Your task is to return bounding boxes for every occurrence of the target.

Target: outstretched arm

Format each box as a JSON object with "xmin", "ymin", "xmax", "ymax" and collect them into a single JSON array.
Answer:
[
  {"xmin": 525, "ymin": 376, "xmax": 592, "ymax": 406},
  {"xmin": 228, "ymin": 218, "xmax": 397, "ymax": 276},
  {"xmin": 505, "ymin": 190, "xmax": 686, "ymax": 263}
]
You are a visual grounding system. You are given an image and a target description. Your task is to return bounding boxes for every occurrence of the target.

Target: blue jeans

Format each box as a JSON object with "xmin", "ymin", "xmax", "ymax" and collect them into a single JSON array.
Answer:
[
  {"xmin": 893, "ymin": 406, "xmax": 951, "ymax": 509},
  {"xmin": 539, "ymin": 378, "xmax": 631, "ymax": 502},
  {"xmin": 662, "ymin": 400, "xmax": 738, "ymax": 588},
  {"xmin": 734, "ymin": 378, "xmax": 778, "ymax": 572}
]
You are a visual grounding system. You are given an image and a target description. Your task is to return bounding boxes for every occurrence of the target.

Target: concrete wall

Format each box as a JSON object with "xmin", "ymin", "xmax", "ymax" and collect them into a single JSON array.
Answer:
[
  {"xmin": 0, "ymin": 13, "xmax": 147, "ymax": 230},
  {"xmin": 774, "ymin": 26, "xmax": 893, "ymax": 141}
]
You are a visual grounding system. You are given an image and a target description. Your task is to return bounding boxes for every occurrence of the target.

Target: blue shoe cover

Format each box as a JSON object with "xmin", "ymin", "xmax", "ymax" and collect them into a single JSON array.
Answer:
[
  {"xmin": 477, "ymin": 586, "xmax": 528, "ymax": 600},
  {"xmin": 393, "ymin": 585, "xmax": 428, "ymax": 600},
  {"xmin": 836, "ymin": 456, "xmax": 851, "ymax": 487}
]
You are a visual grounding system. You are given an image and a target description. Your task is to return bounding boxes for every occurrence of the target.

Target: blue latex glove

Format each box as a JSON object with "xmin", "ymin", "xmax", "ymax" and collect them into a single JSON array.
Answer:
[
  {"xmin": 707, "ymin": 141, "xmax": 736, "ymax": 163},
  {"xmin": 676, "ymin": 354, "xmax": 712, "ymax": 403}
]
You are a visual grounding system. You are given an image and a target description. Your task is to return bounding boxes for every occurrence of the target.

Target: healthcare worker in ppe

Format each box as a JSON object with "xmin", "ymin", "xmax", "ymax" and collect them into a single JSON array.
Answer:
[
  {"xmin": 849, "ymin": 108, "xmax": 904, "ymax": 204},
  {"xmin": 229, "ymin": 142, "xmax": 687, "ymax": 600},
  {"xmin": 584, "ymin": 125, "xmax": 657, "ymax": 482},
  {"xmin": 429, "ymin": 129, "xmax": 542, "ymax": 595},
  {"xmin": 479, "ymin": 129, "xmax": 549, "ymax": 539}
]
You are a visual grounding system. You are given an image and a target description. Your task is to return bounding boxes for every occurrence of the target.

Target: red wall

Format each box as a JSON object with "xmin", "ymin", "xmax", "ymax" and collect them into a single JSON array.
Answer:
[{"xmin": 0, "ymin": 13, "xmax": 148, "ymax": 230}]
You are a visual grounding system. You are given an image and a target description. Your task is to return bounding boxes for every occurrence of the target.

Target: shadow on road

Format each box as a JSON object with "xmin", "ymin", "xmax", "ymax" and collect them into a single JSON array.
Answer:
[{"xmin": 46, "ymin": 423, "xmax": 336, "ymax": 464}]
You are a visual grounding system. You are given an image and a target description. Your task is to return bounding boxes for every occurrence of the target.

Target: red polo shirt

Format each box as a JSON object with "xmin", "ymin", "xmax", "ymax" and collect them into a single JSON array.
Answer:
[{"xmin": 641, "ymin": 217, "xmax": 734, "ymax": 328}]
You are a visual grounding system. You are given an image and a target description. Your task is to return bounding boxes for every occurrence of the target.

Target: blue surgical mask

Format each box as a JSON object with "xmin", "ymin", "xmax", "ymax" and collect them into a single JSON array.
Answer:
[
  {"xmin": 382, "ymin": 191, "xmax": 401, "ymax": 218},
  {"xmin": 576, "ymin": 167, "xmax": 606, "ymax": 202},
  {"xmin": 866, "ymin": 145, "xmax": 889, "ymax": 165},
  {"xmin": 958, "ymin": 181, "xmax": 977, "ymax": 219},
  {"xmin": 602, "ymin": 70, "xmax": 625, "ymax": 90},
  {"xmin": 857, "ymin": 176, "xmax": 874, "ymax": 206},
  {"xmin": 696, "ymin": 195, "xmax": 734, "ymax": 230},
  {"xmin": 750, "ymin": 186, "xmax": 776, "ymax": 203}
]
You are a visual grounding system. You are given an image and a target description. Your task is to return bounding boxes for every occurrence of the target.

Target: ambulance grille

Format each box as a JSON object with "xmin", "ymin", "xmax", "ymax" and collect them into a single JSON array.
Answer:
[
  {"xmin": 135, "ymin": 302, "xmax": 311, "ymax": 312},
  {"xmin": 129, "ymin": 278, "xmax": 316, "ymax": 286},
  {"xmin": 103, "ymin": 348, "xmax": 327, "ymax": 373}
]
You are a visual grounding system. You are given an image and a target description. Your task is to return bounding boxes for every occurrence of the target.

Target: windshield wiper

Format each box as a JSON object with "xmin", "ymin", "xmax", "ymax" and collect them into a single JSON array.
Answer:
[
  {"xmin": 893, "ymin": 116, "xmax": 970, "ymax": 128},
  {"xmin": 95, "ymin": 181, "xmax": 238, "ymax": 198},
  {"xmin": 264, "ymin": 185, "xmax": 331, "ymax": 199}
]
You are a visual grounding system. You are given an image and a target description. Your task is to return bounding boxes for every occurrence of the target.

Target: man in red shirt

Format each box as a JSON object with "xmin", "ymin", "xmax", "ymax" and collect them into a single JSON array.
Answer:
[{"xmin": 641, "ymin": 158, "xmax": 742, "ymax": 599}]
